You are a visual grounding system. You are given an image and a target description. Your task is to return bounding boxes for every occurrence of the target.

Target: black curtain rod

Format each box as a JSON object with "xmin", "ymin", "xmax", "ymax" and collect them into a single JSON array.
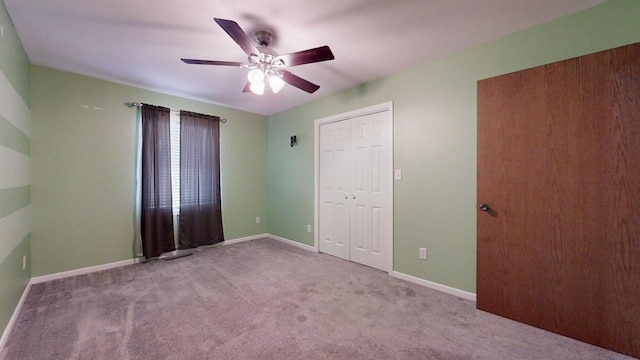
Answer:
[{"xmin": 125, "ymin": 102, "xmax": 227, "ymax": 123}]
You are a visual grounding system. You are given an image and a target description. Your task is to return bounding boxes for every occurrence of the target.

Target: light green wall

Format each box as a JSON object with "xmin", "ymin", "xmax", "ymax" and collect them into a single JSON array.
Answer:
[
  {"xmin": 267, "ymin": 113, "xmax": 315, "ymax": 246},
  {"xmin": 31, "ymin": 66, "xmax": 268, "ymax": 277},
  {"xmin": 0, "ymin": 235, "xmax": 30, "ymax": 334},
  {"xmin": 0, "ymin": 3, "xmax": 29, "ymax": 105},
  {"xmin": 266, "ymin": 0, "xmax": 640, "ymax": 293},
  {"xmin": 0, "ymin": 1, "xmax": 31, "ymax": 338}
]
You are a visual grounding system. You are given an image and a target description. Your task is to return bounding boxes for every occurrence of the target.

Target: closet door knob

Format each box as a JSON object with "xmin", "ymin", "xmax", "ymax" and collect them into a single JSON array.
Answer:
[
  {"xmin": 344, "ymin": 195, "xmax": 348, "ymax": 200},
  {"xmin": 352, "ymin": 195, "xmax": 356, "ymax": 199}
]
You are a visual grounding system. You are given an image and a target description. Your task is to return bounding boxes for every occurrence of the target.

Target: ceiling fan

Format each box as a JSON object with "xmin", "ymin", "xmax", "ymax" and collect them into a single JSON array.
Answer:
[{"xmin": 181, "ymin": 18, "xmax": 335, "ymax": 95}]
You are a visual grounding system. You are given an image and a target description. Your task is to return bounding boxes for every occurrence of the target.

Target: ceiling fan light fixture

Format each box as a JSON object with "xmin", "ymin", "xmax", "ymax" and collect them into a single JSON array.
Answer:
[
  {"xmin": 250, "ymin": 81, "xmax": 265, "ymax": 95},
  {"xmin": 247, "ymin": 68, "xmax": 264, "ymax": 84},
  {"xmin": 269, "ymin": 74, "xmax": 285, "ymax": 94}
]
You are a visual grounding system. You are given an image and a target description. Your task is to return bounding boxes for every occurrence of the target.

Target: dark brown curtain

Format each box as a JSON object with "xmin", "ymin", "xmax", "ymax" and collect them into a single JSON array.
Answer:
[
  {"xmin": 179, "ymin": 111, "xmax": 224, "ymax": 249},
  {"xmin": 141, "ymin": 104, "xmax": 175, "ymax": 258}
]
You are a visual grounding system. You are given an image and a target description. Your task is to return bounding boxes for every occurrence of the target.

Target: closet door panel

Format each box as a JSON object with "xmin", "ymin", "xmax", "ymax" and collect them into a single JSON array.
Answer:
[
  {"xmin": 350, "ymin": 111, "xmax": 391, "ymax": 271},
  {"xmin": 318, "ymin": 123, "xmax": 335, "ymax": 255},
  {"xmin": 318, "ymin": 121, "xmax": 350, "ymax": 260},
  {"xmin": 334, "ymin": 125, "xmax": 350, "ymax": 255},
  {"xmin": 350, "ymin": 116, "xmax": 371, "ymax": 264}
]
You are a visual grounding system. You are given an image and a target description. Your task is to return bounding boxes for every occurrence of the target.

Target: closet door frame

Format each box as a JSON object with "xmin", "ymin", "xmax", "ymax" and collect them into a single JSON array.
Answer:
[{"xmin": 314, "ymin": 101, "xmax": 394, "ymax": 274}]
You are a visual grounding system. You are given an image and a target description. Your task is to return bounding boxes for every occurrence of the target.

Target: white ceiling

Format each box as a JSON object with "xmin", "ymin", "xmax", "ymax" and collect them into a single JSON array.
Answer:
[{"xmin": 4, "ymin": 0, "xmax": 603, "ymax": 116}]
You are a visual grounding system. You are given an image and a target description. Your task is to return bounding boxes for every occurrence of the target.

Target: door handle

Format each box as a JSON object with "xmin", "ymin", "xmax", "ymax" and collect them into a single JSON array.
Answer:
[
  {"xmin": 479, "ymin": 203, "xmax": 490, "ymax": 212},
  {"xmin": 344, "ymin": 195, "xmax": 348, "ymax": 200},
  {"xmin": 352, "ymin": 195, "xmax": 356, "ymax": 199}
]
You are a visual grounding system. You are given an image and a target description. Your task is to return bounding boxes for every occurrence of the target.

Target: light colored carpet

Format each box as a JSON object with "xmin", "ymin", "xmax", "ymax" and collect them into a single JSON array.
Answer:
[{"xmin": 1, "ymin": 238, "xmax": 634, "ymax": 360}]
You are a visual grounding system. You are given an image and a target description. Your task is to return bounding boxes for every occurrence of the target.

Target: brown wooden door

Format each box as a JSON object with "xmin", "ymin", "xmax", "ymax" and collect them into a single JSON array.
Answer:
[{"xmin": 477, "ymin": 43, "xmax": 640, "ymax": 358}]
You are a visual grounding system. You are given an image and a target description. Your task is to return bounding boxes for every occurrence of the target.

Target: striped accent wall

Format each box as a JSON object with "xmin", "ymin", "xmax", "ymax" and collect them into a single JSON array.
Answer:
[{"xmin": 0, "ymin": 64, "xmax": 31, "ymax": 336}]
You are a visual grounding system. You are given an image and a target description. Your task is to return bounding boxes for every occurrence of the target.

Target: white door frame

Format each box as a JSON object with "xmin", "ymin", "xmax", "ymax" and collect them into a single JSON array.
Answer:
[{"xmin": 314, "ymin": 101, "xmax": 394, "ymax": 274}]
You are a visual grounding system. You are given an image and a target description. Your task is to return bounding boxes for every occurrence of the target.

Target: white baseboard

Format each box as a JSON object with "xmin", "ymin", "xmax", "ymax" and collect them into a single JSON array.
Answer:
[
  {"xmin": 264, "ymin": 235, "xmax": 475, "ymax": 302},
  {"xmin": 30, "ymin": 258, "xmax": 140, "ymax": 284},
  {"xmin": 223, "ymin": 233, "xmax": 270, "ymax": 245},
  {"xmin": 392, "ymin": 271, "xmax": 476, "ymax": 302},
  {"xmin": 263, "ymin": 235, "xmax": 474, "ymax": 302},
  {"xmin": 267, "ymin": 234, "xmax": 317, "ymax": 252},
  {"xmin": 27, "ymin": 239, "xmax": 473, "ymax": 303},
  {"xmin": 0, "ymin": 280, "xmax": 32, "ymax": 352},
  {"xmin": 29, "ymin": 234, "xmax": 275, "ymax": 285}
]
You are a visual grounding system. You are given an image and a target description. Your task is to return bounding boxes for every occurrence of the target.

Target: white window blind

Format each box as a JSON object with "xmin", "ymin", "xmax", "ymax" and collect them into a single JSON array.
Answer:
[{"xmin": 169, "ymin": 112, "xmax": 181, "ymax": 213}]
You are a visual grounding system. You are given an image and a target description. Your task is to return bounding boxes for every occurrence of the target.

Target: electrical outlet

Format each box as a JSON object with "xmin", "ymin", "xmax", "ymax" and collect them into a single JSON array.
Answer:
[
  {"xmin": 22, "ymin": 255, "xmax": 26, "ymax": 270},
  {"xmin": 256, "ymin": 216, "xmax": 261, "ymax": 224},
  {"xmin": 419, "ymin": 248, "xmax": 427, "ymax": 260},
  {"xmin": 307, "ymin": 224, "xmax": 312, "ymax": 233}
]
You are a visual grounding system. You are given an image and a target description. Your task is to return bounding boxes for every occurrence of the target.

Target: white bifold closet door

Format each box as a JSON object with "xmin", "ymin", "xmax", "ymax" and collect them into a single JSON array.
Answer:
[{"xmin": 318, "ymin": 109, "xmax": 392, "ymax": 272}]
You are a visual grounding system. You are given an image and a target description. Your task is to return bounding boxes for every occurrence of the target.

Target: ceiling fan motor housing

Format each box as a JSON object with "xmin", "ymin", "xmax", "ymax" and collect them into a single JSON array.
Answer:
[{"xmin": 254, "ymin": 30, "xmax": 274, "ymax": 47}]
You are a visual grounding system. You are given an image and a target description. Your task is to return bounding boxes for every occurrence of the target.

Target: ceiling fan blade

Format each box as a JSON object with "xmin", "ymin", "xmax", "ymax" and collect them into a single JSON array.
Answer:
[
  {"xmin": 275, "ymin": 46, "xmax": 334, "ymax": 67},
  {"xmin": 281, "ymin": 70, "xmax": 320, "ymax": 93},
  {"xmin": 214, "ymin": 18, "xmax": 260, "ymax": 56},
  {"xmin": 181, "ymin": 59, "xmax": 244, "ymax": 67}
]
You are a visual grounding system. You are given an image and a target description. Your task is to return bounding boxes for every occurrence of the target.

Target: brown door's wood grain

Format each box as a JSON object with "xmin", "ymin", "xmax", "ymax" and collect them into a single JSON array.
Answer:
[{"xmin": 477, "ymin": 42, "xmax": 640, "ymax": 358}]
